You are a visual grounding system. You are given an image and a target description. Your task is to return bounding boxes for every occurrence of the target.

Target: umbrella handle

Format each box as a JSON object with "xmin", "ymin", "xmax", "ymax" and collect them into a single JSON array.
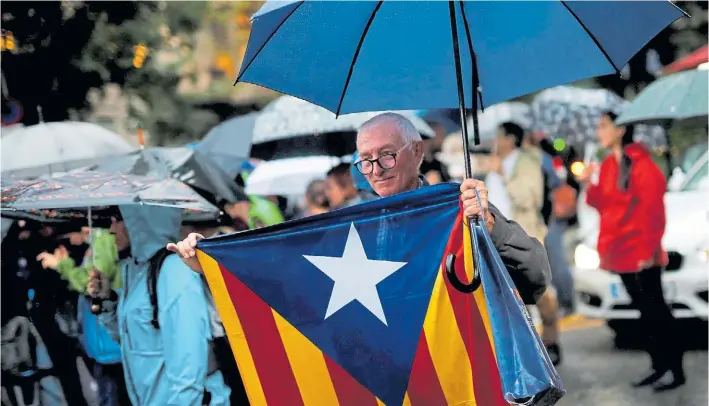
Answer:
[
  {"xmin": 445, "ymin": 216, "xmax": 483, "ymax": 294},
  {"xmin": 90, "ymin": 297, "xmax": 103, "ymax": 314}
]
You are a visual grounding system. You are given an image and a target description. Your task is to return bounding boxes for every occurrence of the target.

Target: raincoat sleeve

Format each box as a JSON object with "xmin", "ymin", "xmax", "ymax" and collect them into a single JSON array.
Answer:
[
  {"xmin": 488, "ymin": 202, "xmax": 551, "ymax": 304},
  {"xmin": 158, "ymin": 255, "xmax": 210, "ymax": 406},
  {"xmin": 55, "ymin": 232, "xmax": 120, "ymax": 294},
  {"xmin": 631, "ymin": 159, "xmax": 667, "ymax": 262}
]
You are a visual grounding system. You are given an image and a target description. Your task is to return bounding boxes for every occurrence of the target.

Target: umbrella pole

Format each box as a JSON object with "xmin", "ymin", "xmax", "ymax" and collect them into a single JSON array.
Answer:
[
  {"xmin": 445, "ymin": 0, "xmax": 482, "ymax": 294},
  {"xmin": 88, "ymin": 206, "xmax": 103, "ymax": 314}
]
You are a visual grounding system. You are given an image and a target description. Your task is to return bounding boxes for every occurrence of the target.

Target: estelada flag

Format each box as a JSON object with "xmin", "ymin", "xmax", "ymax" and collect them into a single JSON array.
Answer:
[{"xmin": 197, "ymin": 183, "xmax": 565, "ymax": 406}]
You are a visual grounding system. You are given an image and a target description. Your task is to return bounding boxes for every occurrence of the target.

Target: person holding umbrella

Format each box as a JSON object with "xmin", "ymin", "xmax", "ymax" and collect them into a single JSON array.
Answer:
[
  {"xmin": 576, "ymin": 111, "xmax": 684, "ymax": 391},
  {"xmin": 170, "ymin": 113, "xmax": 551, "ymax": 306},
  {"xmin": 86, "ymin": 206, "xmax": 232, "ymax": 405}
]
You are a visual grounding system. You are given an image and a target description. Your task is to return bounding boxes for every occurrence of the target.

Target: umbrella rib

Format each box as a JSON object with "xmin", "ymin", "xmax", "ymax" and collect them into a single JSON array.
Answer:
[
  {"xmin": 234, "ymin": 1, "xmax": 305, "ymax": 85},
  {"xmin": 334, "ymin": 1, "xmax": 384, "ymax": 118},
  {"xmin": 560, "ymin": 1, "xmax": 620, "ymax": 74}
]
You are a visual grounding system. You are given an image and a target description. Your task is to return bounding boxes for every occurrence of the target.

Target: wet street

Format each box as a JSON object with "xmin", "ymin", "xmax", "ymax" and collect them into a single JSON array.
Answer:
[{"xmin": 554, "ymin": 319, "xmax": 707, "ymax": 406}]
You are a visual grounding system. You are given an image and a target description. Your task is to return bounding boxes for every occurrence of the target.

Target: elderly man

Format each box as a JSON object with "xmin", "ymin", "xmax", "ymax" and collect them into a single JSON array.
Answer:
[{"xmin": 166, "ymin": 112, "xmax": 550, "ymax": 304}]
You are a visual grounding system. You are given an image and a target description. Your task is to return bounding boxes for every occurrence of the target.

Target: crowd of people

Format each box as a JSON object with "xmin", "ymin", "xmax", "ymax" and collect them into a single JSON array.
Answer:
[{"xmin": 1, "ymin": 108, "xmax": 684, "ymax": 405}]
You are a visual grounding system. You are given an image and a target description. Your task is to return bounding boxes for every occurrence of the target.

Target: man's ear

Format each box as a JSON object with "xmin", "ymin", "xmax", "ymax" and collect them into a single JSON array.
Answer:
[{"xmin": 414, "ymin": 140, "xmax": 425, "ymax": 166}]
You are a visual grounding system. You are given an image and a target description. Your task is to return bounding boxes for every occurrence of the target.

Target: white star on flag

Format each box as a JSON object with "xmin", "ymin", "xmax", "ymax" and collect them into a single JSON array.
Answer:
[{"xmin": 303, "ymin": 223, "xmax": 407, "ymax": 325}]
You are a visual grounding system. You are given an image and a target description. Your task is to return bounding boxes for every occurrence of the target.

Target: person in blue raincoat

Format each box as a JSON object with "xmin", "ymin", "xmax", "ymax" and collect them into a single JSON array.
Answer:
[{"xmin": 86, "ymin": 206, "xmax": 230, "ymax": 406}]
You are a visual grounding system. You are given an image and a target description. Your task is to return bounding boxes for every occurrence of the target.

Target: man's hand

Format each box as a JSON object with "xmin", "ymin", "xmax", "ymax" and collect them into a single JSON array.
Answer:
[
  {"xmin": 460, "ymin": 179, "xmax": 495, "ymax": 233},
  {"xmin": 166, "ymin": 233, "xmax": 205, "ymax": 274},
  {"xmin": 88, "ymin": 269, "xmax": 111, "ymax": 300}
]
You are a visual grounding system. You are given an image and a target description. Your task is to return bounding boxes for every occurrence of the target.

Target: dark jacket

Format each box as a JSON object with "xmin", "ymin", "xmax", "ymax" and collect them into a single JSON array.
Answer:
[
  {"xmin": 372, "ymin": 176, "xmax": 551, "ymax": 304},
  {"xmin": 419, "ymin": 176, "xmax": 550, "ymax": 303},
  {"xmin": 486, "ymin": 202, "xmax": 551, "ymax": 304}
]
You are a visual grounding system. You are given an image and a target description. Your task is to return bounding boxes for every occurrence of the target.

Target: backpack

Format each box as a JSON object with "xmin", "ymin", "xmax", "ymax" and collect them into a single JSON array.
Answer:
[
  {"xmin": 146, "ymin": 249, "xmax": 247, "ymax": 405},
  {"xmin": 1, "ymin": 316, "xmax": 42, "ymax": 406}
]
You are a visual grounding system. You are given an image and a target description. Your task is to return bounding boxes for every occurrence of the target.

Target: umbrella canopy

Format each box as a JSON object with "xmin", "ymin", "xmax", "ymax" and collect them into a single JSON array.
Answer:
[
  {"xmin": 200, "ymin": 96, "xmax": 433, "ymax": 162},
  {"xmin": 84, "ymin": 147, "xmax": 247, "ymax": 205},
  {"xmin": 467, "ymin": 102, "xmax": 532, "ymax": 142},
  {"xmin": 616, "ymin": 67, "xmax": 708, "ymax": 127},
  {"xmin": 245, "ymin": 156, "xmax": 341, "ymax": 197},
  {"xmin": 530, "ymin": 86, "xmax": 666, "ymax": 147},
  {"xmin": 1, "ymin": 170, "xmax": 218, "ymax": 215},
  {"xmin": 197, "ymin": 113, "xmax": 257, "ymax": 177},
  {"xmin": 1, "ymin": 121, "xmax": 136, "ymax": 177},
  {"xmin": 237, "ymin": 1, "xmax": 683, "ymax": 115},
  {"xmin": 253, "ymin": 95, "xmax": 434, "ymax": 143}
]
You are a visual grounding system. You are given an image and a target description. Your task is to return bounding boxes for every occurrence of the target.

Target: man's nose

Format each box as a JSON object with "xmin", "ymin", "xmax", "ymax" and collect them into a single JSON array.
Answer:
[{"xmin": 372, "ymin": 162, "xmax": 385, "ymax": 177}]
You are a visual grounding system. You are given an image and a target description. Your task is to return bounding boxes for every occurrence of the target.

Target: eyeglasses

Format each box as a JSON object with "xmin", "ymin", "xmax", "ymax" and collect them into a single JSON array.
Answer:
[{"xmin": 354, "ymin": 143, "xmax": 410, "ymax": 175}]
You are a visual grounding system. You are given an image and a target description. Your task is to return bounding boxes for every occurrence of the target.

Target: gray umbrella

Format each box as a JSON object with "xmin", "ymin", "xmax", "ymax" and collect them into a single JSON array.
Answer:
[
  {"xmin": 197, "ymin": 112, "xmax": 257, "ymax": 177},
  {"xmin": 198, "ymin": 95, "xmax": 435, "ymax": 163},
  {"xmin": 530, "ymin": 86, "xmax": 666, "ymax": 148},
  {"xmin": 1, "ymin": 170, "xmax": 219, "ymax": 215},
  {"xmin": 1, "ymin": 121, "xmax": 137, "ymax": 178},
  {"xmin": 84, "ymin": 147, "xmax": 247, "ymax": 205}
]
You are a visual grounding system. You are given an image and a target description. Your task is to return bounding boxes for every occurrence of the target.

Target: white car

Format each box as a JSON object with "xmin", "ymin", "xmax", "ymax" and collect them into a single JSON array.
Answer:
[{"xmin": 573, "ymin": 152, "xmax": 709, "ymax": 337}]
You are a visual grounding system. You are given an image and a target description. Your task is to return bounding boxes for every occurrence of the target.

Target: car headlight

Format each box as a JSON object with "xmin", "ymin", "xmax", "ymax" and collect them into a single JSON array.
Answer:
[
  {"xmin": 574, "ymin": 244, "xmax": 600, "ymax": 269},
  {"xmin": 697, "ymin": 248, "xmax": 709, "ymax": 263}
]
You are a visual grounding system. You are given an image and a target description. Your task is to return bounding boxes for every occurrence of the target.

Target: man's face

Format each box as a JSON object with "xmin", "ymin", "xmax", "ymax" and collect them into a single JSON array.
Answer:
[
  {"xmin": 356, "ymin": 121, "xmax": 423, "ymax": 198},
  {"xmin": 495, "ymin": 127, "xmax": 515, "ymax": 156},
  {"xmin": 109, "ymin": 217, "xmax": 130, "ymax": 252},
  {"xmin": 325, "ymin": 176, "xmax": 347, "ymax": 209}
]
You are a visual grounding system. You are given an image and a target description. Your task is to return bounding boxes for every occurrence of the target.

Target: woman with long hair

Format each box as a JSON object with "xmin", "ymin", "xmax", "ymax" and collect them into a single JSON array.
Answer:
[{"xmin": 577, "ymin": 111, "xmax": 684, "ymax": 391}]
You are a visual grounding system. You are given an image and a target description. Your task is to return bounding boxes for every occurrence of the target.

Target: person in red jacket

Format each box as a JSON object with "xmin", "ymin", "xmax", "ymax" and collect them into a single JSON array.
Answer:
[{"xmin": 577, "ymin": 111, "xmax": 684, "ymax": 392}]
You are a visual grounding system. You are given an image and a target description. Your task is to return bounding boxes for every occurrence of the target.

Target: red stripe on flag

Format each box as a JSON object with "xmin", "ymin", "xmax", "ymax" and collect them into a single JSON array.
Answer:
[
  {"xmin": 220, "ymin": 265, "xmax": 305, "ymax": 406},
  {"xmin": 324, "ymin": 355, "xmax": 379, "ymax": 406},
  {"xmin": 406, "ymin": 332, "xmax": 449, "ymax": 406},
  {"xmin": 444, "ymin": 216, "xmax": 507, "ymax": 406}
]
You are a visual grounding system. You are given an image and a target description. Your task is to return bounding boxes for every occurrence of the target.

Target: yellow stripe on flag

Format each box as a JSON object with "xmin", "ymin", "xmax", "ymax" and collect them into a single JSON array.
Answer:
[
  {"xmin": 376, "ymin": 399, "xmax": 386, "ymax": 406},
  {"xmin": 462, "ymin": 222, "xmax": 497, "ymax": 359},
  {"xmin": 423, "ymin": 272, "xmax": 475, "ymax": 405},
  {"xmin": 197, "ymin": 251, "xmax": 267, "ymax": 406},
  {"xmin": 402, "ymin": 393, "xmax": 412, "ymax": 406},
  {"xmin": 271, "ymin": 310, "xmax": 340, "ymax": 406}
]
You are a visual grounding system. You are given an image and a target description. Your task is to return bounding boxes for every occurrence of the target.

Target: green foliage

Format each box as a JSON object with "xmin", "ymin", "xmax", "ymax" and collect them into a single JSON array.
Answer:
[{"xmin": 1, "ymin": 1, "xmax": 216, "ymax": 144}]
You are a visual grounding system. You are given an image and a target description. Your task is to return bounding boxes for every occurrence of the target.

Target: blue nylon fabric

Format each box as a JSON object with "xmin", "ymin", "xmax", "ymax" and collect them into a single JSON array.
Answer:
[
  {"xmin": 199, "ymin": 183, "xmax": 461, "ymax": 405},
  {"xmin": 238, "ymin": 0, "xmax": 683, "ymax": 114},
  {"xmin": 475, "ymin": 222, "xmax": 565, "ymax": 404}
]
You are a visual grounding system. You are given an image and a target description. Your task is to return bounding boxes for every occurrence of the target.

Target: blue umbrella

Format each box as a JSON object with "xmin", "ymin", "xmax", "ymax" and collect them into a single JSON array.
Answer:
[{"xmin": 238, "ymin": 1, "xmax": 683, "ymax": 150}]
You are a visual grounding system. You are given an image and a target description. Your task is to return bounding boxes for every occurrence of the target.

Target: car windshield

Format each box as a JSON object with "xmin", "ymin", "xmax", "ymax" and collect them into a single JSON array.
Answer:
[{"xmin": 681, "ymin": 159, "xmax": 708, "ymax": 192}]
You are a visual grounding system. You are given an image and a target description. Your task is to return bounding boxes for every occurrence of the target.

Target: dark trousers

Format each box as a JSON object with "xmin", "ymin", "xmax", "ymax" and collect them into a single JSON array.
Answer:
[
  {"xmin": 93, "ymin": 362, "xmax": 131, "ymax": 406},
  {"xmin": 619, "ymin": 266, "xmax": 684, "ymax": 372}
]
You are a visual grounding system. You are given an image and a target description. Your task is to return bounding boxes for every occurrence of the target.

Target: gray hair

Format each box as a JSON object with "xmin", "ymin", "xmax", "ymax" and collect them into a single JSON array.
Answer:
[{"xmin": 357, "ymin": 112, "xmax": 422, "ymax": 144}]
